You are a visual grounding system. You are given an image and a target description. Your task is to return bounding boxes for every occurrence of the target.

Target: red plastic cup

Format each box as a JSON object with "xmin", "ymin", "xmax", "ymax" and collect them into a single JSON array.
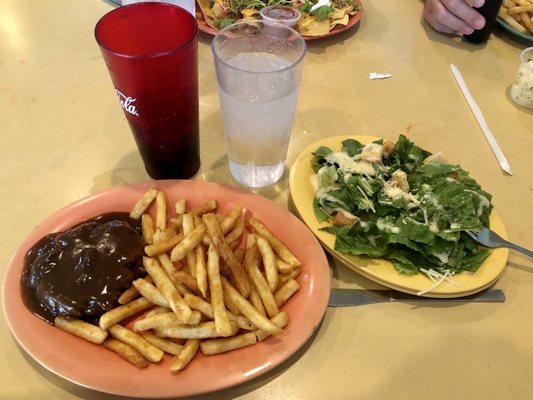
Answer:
[{"xmin": 95, "ymin": 2, "xmax": 200, "ymax": 179}]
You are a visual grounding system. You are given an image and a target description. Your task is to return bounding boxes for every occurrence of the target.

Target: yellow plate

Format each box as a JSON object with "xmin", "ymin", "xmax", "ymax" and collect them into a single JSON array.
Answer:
[{"xmin": 289, "ymin": 135, "xmax": 509, "ymax": 298}]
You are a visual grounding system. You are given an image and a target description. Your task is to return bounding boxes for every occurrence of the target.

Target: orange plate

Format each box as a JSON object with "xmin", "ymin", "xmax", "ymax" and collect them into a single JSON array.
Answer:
[
  {"xmin": 2, "ymin": 180, "xmax": 330, "ymax": 398},
  {"xmin": 197, "ymin": 1, "xmax": 363, "ymax": 41}
]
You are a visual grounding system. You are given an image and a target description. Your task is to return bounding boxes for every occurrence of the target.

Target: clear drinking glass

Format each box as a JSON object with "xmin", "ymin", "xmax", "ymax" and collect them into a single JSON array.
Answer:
[
  {"xmin": 510, "ymin": 47, "xmax": 533, "ymax": 110},
  {"xmin": 212, "ymin": 21, "xmax": 306, "ymax": 188}
]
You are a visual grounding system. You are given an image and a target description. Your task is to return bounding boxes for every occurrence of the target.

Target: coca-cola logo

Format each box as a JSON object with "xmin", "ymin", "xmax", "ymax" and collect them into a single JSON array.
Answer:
[{"xmin": 116, "ymin": 90, "xmax": 139, "ymax": 116}]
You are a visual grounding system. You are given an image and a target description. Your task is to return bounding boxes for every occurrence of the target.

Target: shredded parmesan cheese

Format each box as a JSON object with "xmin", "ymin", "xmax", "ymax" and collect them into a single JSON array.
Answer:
[{"xmin": 417, "ymin": 269, "xmax": 459, "ymax": 295}]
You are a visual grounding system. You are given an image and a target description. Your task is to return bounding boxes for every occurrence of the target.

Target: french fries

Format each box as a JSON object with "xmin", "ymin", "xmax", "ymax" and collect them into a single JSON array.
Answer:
[
  {"xmin": 155, "ymin": 190, "xmax": 167, "ymax": 230},
  {"xmin": 170, "ymin": 224, "xmax": 206, "ymax": 262},
  {"xmin": 182, "ymin": 213, "xmax": 198, "ymax": 278},
  {"xmin": 143, "ymin": 257, "xmax": 192, "ymax": 323},
  {"xmin": 184, "ymin": 293, "xmax": 214, "ymax": 318},
  {"xmin": 103, "ymin": 338, "xmax": 149, "ymax": 369},
  {"xmin": 195, "ymin": 243, "xmax": 208, "ymax": 297},
  {"xmin": 244, "ymin": 242, "xmax": 279, "ymax": 318},
  {"xmin": 170, "ymin": 339, "xmax": 199, "ymax": 373},
  {"xmin": 255, "ymin": 311, "xmax": 290, "ymax": 342},
  {"xmin": 191, "ymin": 199, "xmax": 218, "ymax": 216},
  {"xmin": 203, "ymin": 213, "xmax": 251, "ymax": 298},
  {"xmin": 274, "ymin": 279, "xmax": 301, "ymax": 308},
  {"xmin": 200, "ymin": 204, "xmax": 243, "ymax": 246},
  {"xmin": 173, "ymin": 271, "xmax": 201, "ymax": 294},
  {"xmin": 500, "ymin": 1, "xmax": 533, "ymax": 34},
  {"xmin": 508, "ymin": 4, "xmax": 533, "ymax": 14},
  {"xmin": 55, "ymin": 317, "xmax": 108, "ymax": 344},
  {"xmin": 56, "ymin": 188, "xmax": 304, "ymax": 374},
  {"xmin": 248, "ymin": 217, "xmax": 301, "ymax": 267},
  {"xmin": 158, "ymin": 254, "xmax": 193, "ymax": 297},
  {"xmin": 249, "ymin": 287, "xmax": 267, "ymax": 317},
  {"xmin": 207, "ymin": 244, "xmax": 232, "ymax": 336},
  {"xmin": 184, "ymin": 293, "xmax": 255, "ymax": 330},
  {"xmin": 144, "ymin": 233, "xmax": 184, "ymax": 257},
  {"xmin": 132, "ymin": 278, "xmax": 169, "ymax": 307},
  {"xmin": 235, "ymin": 248, "xmax": 245, "ymax": 263},
  {"xmin": 201, "ymin": 312, "xmax": 290, "ymax": 354},
  {"xmin": 141, "ymin": 214, "xmax": 155, "ymax": 244},
  {"xmin": 255, "ymin": 235, "xmax": 279, "ymax": 292},
  {"xmin": 118, "ymin": 275, "xmax": 154, "ymax": 305},
  {"xmin": 156, "ymin": 321, "xmax": 239, "ymax": 339},
  {"xmin": 152, "ymin": 226, "xmax": 177, "ymax": 244},
  {"xmin": 276, "ymin": 258, "xmax": 293, "ymax": 274},
  {"xmin": 100, "ymin": 297, "xmax": 152, "ymax": 330},
  {"xmin": 175, "ymin": 199, "xmax": 186, "ymax": 215},
  {"xmin": 225, "ymin": 215, "xmax": 245, "ymax": 244},
  {"xmin": 133, "ymin": 311, "xmax": 201, "ymax": 332},
  {"xmin": 278, "ymin": 267, "xmax": 302, "ymax": 289},
  {"xmin": 108, "ymin": 324, "xmax": 164, "ymax": 363},
  {"xmin": 142, "ymin": 333, "xmax": 183, "ymax": 355},
  {"xmin": 200, "ymin": 332, "xmax": 257, "ymax": 355},
  {"xmin": 130, "ymin": 188, "xmax": 158, "ymax": 219},
  {"xmin": 145, "ymin": 306, "xmax": 171, "ymax": 318},
  {"xmin": 220, "ymin": 205, "xmax": 243, "ymax": 233},
  {"xmin": 221, "ymin": 277, "xmax": 283, "ymax": 336}
]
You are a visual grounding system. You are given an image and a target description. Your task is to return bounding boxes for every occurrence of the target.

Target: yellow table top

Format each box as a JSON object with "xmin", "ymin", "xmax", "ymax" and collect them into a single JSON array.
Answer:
[{"xmin": 1, "ymin": 0, "xmax": 532, "ymax": 399}]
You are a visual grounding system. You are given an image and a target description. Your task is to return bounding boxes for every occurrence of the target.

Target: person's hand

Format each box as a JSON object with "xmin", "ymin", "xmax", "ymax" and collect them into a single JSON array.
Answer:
[{"xmin": 423, "ymin": 0, "xmax": 487, "ymax": 35}]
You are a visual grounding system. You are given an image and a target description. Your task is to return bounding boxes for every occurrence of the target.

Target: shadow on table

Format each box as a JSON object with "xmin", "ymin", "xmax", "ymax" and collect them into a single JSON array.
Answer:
[
  {"xmin": 16, "ymin": 315, "xmax": 326, "ymax": 400},
  {"xmin": 327, "ymin": 252, "xmax": 505, "ymax": 311},
  {"xmin": 306, "ymin": 22, "xmax": 362, "ymax": 55},
  {"xmin": 492, "ymin": 26, "xmax": 531, "ymax": 50},
  {"xmin": 507, "ymin": 261, "xmax": 533, "ymax": 274},
  {"xmin": 505, "ymin": 86, "xmax": 533, "ymax": 115},
  {"xmin": 198, "ymin": 153, "xmax": 291, "ymax": 204},
  {"xmin": 89, "ymin": 151, "xmax": 148, "ymax": 195}
]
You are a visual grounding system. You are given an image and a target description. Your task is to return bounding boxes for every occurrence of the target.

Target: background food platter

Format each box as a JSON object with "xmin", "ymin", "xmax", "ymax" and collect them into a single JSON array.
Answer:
[
  {"xmin": 497, "ymin": 17, "xmax": 533, "ymax": 45},
  {"xmin": 289, "ymin": 135, "xmax": 509, "ymax": 298},
  {"xmin": 3, "ymin": 180, "xmax": 330, "ymax": 398},
  {"xmin": 196, "ymin": 0, "xmax": 363, "ymax": 41}
]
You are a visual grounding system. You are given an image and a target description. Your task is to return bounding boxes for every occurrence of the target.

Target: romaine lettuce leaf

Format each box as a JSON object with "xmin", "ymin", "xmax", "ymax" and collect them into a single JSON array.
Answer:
[{"xmin": 341, "ymin": 139, "xmax": 363, "ymax": 156}]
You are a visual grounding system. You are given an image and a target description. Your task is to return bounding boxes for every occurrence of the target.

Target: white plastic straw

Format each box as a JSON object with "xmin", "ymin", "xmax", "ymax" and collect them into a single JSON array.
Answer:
[{"xmin": 449, "ymin": 63, "xmax": 512, "ymax": 175}]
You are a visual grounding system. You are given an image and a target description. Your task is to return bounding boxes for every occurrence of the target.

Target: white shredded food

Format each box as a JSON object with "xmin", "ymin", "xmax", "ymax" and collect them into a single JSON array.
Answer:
[{"xmin": 417, "ymin": 269, "xmax": 459, "ymax": 295}]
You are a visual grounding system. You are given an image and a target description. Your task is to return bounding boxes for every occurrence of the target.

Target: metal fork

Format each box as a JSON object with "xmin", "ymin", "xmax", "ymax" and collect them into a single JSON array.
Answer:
[{"xmin": 467, "ymin": 228, "xmax": 533, "ymax": 257}]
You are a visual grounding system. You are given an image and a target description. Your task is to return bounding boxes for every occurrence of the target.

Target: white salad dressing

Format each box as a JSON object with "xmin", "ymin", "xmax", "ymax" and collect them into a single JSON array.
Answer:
[
  {"xmin": 431, "ymin": 252, "xmax": 450, "ymax": 264},
  {"xmin": 376, "ymin": 218, "xmax": 400, "ymax": 234},
  {"xmin": 360, "ymin": 143, "xmax": 383, "ymax": 163},
  {"xmin": 428, "ymin": 216, "xmax": 439, "ymax": 233},
  {"xmin": 383, "ymin": 182, "xmax": 420, "ymax": 208},
  {"xmin": 325, "ymin": 152, "xmax": 376, "ymax": 176},
  {"xmin": 310, "ymin": 174, "xmax": 319, "ymax": 192},
  {"xmin": 465, "ymin": 189, "xmax": 490, "ymax": 216}
]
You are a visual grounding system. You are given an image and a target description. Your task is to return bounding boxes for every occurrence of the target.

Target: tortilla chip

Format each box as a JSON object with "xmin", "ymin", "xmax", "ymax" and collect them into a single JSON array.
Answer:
[
  {"xmin": 298, "ymin": 13, "xmax": 316, "ymax": 30},
  {"xmin": 241, "ymin": 8, "xmax": 260, "ymax": 18},
  {"xmin": 299, "ymin": 18, "xmax": 331, "ymax": 36},
  {"xmin": 196, "ymin": 0, "xmax": 211, "ymax": 15},
  {"xmin": 330, "ymin": 13, "xmax": 349, "ymax": 29},
  {"xmin": 195, "ymin": 0, "xmax": 217, "ymax": 28},
  {"xmin": 330, "ymin": 7, "xmax": 347, "ymax": 20}
]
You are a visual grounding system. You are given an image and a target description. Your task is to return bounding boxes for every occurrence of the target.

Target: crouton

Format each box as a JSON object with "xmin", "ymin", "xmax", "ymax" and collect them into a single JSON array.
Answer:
[{"xmin": 332, "ymin": 210, "xmax": 360, "ymax": 226}]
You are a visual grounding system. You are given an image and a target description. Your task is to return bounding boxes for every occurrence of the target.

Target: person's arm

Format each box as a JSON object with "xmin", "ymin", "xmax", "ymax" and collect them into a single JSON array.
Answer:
[{"xmin": 423, "ymin": 0, "xmax": 486, "ymax": 35}]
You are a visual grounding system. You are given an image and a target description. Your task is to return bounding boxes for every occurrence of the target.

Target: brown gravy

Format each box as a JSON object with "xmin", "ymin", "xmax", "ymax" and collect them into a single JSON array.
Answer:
[{"xmin": 21, "ymin": 212, "xmax": 145, "ymax": 324}]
